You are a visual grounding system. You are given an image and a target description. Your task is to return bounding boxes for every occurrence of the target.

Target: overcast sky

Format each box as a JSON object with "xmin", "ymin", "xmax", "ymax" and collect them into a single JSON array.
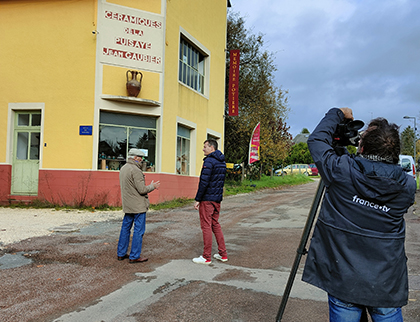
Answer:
[{"xmin": 230, "ymin": 0, "xmax": 420, "ymax": 137}]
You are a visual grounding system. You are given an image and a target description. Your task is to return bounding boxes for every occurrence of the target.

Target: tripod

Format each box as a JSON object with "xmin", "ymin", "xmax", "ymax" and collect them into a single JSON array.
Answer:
[{"xmin": 275, "ymin": 178, "xmax": 326, "ymax": 321}]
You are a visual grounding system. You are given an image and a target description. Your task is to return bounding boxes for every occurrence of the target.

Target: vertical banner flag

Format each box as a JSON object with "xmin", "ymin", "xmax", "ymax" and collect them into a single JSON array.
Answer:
[
  {"xmin": 249, "ymin": 122, "xmax": 260, "ymax": 165},
  {"xmin": 228, "ymin": 50, "xmax": 240, "ymax": 116}
]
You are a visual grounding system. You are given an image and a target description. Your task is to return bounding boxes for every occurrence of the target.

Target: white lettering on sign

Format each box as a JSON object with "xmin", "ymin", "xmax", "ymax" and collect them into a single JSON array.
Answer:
[{"xmin": 352, "ymin": 195, "xmax": 391, "ymax": 212}]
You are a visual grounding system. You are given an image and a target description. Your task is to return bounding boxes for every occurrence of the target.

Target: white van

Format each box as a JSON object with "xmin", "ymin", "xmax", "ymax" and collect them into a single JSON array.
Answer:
[{"xmin": 399, "ymin": 155, "xmax": 416, "ymax": 179}]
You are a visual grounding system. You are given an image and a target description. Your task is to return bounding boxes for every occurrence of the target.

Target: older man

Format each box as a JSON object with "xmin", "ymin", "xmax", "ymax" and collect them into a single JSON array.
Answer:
[{"xmin": 118, "ymin": 148, "xmax": 160, "ymax": 263}]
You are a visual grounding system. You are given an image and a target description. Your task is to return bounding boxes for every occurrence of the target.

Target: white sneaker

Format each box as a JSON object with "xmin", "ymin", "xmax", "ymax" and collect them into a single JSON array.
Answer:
[
  {"xmin": 213, "ymin": 254, "xmax": 228, "ymax": 262},
  {"xmin": 192, "ymin": 256, "xmax": 211, "ymax": 265}
]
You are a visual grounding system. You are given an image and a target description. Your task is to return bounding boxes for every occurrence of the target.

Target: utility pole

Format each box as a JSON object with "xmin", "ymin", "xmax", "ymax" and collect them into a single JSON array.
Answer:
[{"xmin": 404, "ymin": 115, "xmax": 417, "ymax": 187}]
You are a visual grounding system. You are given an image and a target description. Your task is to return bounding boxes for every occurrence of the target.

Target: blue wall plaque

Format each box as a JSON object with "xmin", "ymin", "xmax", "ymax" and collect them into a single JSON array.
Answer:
[{"xmin": 79, "ymin": 125, "xmax": 93, "ymax": 135}]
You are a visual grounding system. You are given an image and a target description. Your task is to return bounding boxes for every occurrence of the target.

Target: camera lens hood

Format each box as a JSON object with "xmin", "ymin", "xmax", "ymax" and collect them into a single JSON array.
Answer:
[{"xmin": 347, "ymin": 120, "xmax": 364, "ymax": 131}]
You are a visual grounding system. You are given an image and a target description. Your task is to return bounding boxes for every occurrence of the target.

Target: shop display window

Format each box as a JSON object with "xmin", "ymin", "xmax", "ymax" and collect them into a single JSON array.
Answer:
[{"xmin": 98, "ymin": 111, "xmax": 157, "ymax": 171}]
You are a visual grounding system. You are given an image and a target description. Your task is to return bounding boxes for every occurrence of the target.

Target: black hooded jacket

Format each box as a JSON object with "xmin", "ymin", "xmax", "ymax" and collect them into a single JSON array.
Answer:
[{"xmin": 302, "ymin": 108, "xmax": 416, "ymax": 307}]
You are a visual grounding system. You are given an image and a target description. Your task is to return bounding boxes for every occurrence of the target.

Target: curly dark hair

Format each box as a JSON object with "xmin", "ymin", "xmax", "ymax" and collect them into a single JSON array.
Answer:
[{"xmin": 359, "ymin": 118, "xmax": 400, "ymax": 164}]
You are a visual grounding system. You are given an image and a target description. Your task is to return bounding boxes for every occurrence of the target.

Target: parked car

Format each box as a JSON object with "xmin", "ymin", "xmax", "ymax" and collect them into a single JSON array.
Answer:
[
  {"xmin": 399, "ymin": 155, "xmax": 416, "ymax": 179},
  {"xmin": 308, "ymin": 163, "xmax": 318, "ymax": 176},
  {"xmin": 275, "ymin": 164, "xmax": 312, "ymax": 176}
]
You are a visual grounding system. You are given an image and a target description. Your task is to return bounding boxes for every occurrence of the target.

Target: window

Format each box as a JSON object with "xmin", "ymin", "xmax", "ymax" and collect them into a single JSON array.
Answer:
[
  {"xmin": 15, "ymin": 112, "xmax": 41, "ymax": 160},
  {"xmin": 400, "ymin": 158, "xmax": 411, "ymax": 170},
  {"xmin": 179, "ymin": 37, "xmax": 206, "ymax": 94},
  {"xmin": 207, "ymin": 133, "xmax": 220, "ymax": 143},
  {"xmin": 98, "ymin": 112, "xmax": 157, "ymax": 171},
  {"xmin": 176, "ymin": 125, "xmax": 191, "ymax": 175}
]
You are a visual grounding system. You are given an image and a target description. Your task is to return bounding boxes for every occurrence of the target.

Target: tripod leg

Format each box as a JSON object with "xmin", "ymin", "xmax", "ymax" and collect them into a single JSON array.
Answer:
[
  {"xmin": 360, "ymin": 307, "xmax": 369, "ymax": 322},
  {"xmin": 276, "ymin": 179, "xmax": 325, "ymax": 321}
]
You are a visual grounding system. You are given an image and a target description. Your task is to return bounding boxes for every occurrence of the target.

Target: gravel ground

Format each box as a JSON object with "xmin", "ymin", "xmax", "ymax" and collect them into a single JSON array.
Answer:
[
  {"xmin": 1, "ymin": 183, "xmax": 419, "ymax": 322},
  {"xmin": 0, "ymin": 207, "xmax": 124, "ymax": 247}
]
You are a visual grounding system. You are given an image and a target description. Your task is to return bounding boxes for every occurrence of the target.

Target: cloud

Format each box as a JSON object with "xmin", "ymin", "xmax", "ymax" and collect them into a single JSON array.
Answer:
[{"xmin": 231, "ymin": 0, "xmax": 420, "ymax": 135}]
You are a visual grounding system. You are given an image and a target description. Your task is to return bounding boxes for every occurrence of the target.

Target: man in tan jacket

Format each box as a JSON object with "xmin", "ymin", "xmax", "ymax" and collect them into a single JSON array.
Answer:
[{"xmin": 118, "ymin": 148, "xmax": 160, "ymax": 263}]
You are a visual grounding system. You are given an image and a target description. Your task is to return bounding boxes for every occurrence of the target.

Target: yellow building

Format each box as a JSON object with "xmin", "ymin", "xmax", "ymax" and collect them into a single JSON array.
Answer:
[{"xmin": 0, "ymin": 0, "xmax": 229, "ymax": 206}]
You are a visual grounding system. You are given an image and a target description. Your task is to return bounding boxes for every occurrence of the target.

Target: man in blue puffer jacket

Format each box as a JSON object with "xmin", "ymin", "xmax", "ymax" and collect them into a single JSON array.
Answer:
[
  {"xmin": 192, "ymin": 139, "xmax": 228, "ymax": 265},
  {"xmin": 302, "ymin": 107, "xmax": 416, "ymax": 321}
]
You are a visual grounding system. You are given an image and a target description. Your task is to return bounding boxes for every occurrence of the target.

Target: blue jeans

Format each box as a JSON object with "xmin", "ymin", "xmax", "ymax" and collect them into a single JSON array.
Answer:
[
  {"xmin": 117, "ymin": 213, "xmax": 146, "ymax": 260},
  {"xmin": 328, "ymin": 295, "xmax": 403, "ymax": 322}
]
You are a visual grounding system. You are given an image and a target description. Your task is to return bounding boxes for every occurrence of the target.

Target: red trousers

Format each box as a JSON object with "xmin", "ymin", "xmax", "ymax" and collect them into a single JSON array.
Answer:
[{"xmin": 199, "ymin": 201, "xmax": 227, "ymax": 261}]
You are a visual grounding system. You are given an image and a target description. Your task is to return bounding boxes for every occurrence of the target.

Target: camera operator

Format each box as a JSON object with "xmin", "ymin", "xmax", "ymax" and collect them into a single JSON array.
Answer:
[{"xmin": 302, "ymin": 107, "xmax": 416, "ymax": 321}]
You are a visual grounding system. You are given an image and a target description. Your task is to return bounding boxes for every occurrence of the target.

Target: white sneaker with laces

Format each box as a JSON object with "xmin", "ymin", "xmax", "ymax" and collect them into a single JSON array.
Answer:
[
  {"xmin": 192, "ymin": 255, "xmax": 211, "ymax": 265},
  {"xmin": 213, "ymin": 254, "xmax": 228, "ymax": 262}
]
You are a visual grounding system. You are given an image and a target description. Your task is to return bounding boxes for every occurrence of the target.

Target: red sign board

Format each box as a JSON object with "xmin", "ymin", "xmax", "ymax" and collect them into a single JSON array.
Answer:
[
  {"xmin": 249, "ymin": 123, "xmax": 260, "ymax": 164},
  {"xmin": 228, "ymin": 50, "xmax": 240, "ymax": 116}
]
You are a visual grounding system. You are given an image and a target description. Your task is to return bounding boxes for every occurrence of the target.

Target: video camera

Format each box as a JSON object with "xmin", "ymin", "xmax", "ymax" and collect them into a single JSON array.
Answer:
[{"xmin": 333, "ymin": 119, "xmax": 364, "ymax": 147}]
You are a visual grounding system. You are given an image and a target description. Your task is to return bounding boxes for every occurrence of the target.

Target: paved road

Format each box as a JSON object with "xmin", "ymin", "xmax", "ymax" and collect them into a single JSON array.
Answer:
[{"xmin": 1, "ymin": 178, "xmax": 419, "ymax": 321}]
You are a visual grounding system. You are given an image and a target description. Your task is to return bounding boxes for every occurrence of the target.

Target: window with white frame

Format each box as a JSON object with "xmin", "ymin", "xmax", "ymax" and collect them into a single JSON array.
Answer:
[
  {"xmin": 207, "ymin": 133, "xmax": 219, "ymax": 142},
  {"xmin": 176, "ymin": 125, "xmax": 191, "ymax": 175},
  {"xmin": 15, "ymin": 111, "xmax": 41, "ymax": 160},
  {"xmin": 98, "ymin": 111, "xmax": 157, "ymax": 171},
  {"xmin": 179, "ymin": 36, "xmax": 206, "ymax": 94}
]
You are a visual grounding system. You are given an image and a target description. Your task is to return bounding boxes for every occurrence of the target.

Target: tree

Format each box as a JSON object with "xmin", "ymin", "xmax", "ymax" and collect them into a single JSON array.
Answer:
[
  {"xmin": 401, "ymin": 126, "xmax": 415, "ymax": 157},
  {"xmin": 284, "ymin": 142, "xmax": 313, "ymax": 165},
  {"xmin": 417, "ymin": 139, "xmax": 420, "ymax": 164},
  {"xmin": 281, "ymin": 140, "xmax": 357, "ymax": 167},
  {"xmin": 347, "ymin": 145, "xmax": 357, "ymax": 155},
  {"xmin": 224, "ymin": 12, "xmax": 292, "ymax": 173},
  {"xmin": 301, "ymin": 128, "xmax": 310, "ymax": 134}
]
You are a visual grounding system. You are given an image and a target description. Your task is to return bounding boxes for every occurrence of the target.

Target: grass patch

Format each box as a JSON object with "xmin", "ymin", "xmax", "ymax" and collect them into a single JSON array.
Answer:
[
  {"xmin": 224, "ymin": 174, "xmax": 313, "ymax": 196},
  {"xmin": 149, "ymin": 197, "xmax": 194, "ymax": 211}
]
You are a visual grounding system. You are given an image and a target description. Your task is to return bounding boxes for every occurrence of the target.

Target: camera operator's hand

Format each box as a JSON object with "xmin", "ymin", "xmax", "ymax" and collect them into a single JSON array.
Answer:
[{"xmin": 340, "ymin": 107, "xmax": 354, "ymax": 121}]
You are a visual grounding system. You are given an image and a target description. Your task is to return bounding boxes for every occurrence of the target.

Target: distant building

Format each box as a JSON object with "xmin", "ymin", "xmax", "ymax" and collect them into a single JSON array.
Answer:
[
  {"xmin": 0, "ymin": 0, "xmax": 229, "ymax": 206},
  {"xmin": 292, "ymin": 133, "xmax": 310, "ymax": 145}
]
